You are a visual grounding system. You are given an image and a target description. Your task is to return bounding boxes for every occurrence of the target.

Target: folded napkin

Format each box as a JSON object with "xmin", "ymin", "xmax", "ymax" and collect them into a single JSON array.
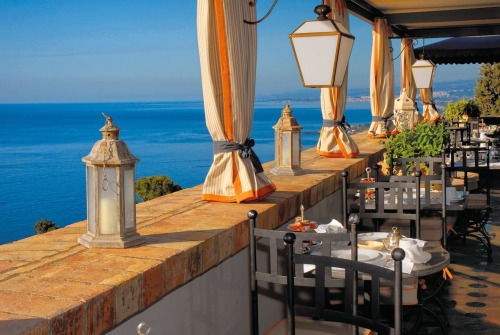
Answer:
[
  {"xmin": 315, "ymin": 218, "xmax": 347, "ymax": 234},
  {"xmin": 398, "ymin": 239, "xmax": 432, "ymax": 273}
]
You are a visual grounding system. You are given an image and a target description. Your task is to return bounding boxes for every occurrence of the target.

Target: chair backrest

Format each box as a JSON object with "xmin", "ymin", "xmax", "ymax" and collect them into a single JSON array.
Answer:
[
  {"xmin": 342, "ymin": 171, "xmax": 422, "ymax": 239},
  {"xmin": 387, "ymin": 154, "xmax": 450, "ymax": 246},
  {"xmin": 446, "ymin": 120, "xmax": 471, "ymax": 146},
  {"xmin": 248, "ymin": 210, "xmax": 357, "ymax": 335},
  {"xmin": 284, "ymin": 233, "xmax": 405, "ymax": 335},
  {"xmin": 388, "ymin": 152, "xmax": 444, "ymax": 177},
  {"xmin": 445, "ymin": 145, "xmax": 491, "ymax": 204}
]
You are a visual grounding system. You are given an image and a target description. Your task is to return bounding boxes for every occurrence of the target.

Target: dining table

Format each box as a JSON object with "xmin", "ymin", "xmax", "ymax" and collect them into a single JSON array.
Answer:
[{"xmin": 281, "ymin": 220, "xmax": 451, "ymax": 334}]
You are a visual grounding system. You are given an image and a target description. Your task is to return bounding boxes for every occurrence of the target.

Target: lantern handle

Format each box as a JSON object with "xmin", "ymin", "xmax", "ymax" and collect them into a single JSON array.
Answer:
[{"xmin": 244, "ymin": 0, "xmax": 279, "ymax": 25}]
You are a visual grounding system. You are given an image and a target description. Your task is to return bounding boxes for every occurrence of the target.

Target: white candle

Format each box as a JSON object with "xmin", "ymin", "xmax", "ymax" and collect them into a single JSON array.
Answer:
[{"xmin": 100, "ymin": 197, "xmax": 118, "ymax": 234}]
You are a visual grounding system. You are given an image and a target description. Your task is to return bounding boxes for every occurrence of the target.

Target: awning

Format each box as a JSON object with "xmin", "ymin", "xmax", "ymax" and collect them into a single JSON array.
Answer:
[
  {"xmin": 346, "ymin": 0, "xmax": 500, "ymax": 38},
  {"xmin": 413, "ymin": 36, "xmax": 500, "ymax": 65}
]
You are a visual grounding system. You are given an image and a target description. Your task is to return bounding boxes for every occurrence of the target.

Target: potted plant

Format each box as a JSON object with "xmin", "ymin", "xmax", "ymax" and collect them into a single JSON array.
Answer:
[
  {"xmin": 442, "ymin": 99, "xmax": 481, "ymax": 121},
  {"xmin": 381, "ymin": 122, "xmax": 449, "ymax": 175}
]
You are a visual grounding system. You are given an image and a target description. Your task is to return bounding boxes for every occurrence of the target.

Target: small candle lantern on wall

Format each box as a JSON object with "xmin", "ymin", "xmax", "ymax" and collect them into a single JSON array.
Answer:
[
  {"xmin": 271, "ymin": 104, "xmax": 303, "ymax": 176},
  {"xmin": 79, "ymin": 113, "xmax": 144, "ymax": 248}
]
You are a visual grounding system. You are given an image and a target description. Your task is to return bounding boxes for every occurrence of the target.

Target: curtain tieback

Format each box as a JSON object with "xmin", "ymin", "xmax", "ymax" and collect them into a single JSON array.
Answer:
[
  {"xmin": 213, "ymin": 138, "xmax": 264, "ymax": 174},
  {"xmin": 372, "ymin": 114, "xmax": 395, "ymax": 128},
  {"xmin": 322, "ymin": 119, "xmax": 351, "ymax": 131},
  {"xmin": 372, "ymin": 114, "xmax": 394, "ymax": 122}
]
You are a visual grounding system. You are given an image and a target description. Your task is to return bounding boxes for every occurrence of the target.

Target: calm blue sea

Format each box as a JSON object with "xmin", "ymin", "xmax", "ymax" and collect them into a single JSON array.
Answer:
[{"xmin": 0, "ymin": 101, "xmax": 371, "ymax": 245}]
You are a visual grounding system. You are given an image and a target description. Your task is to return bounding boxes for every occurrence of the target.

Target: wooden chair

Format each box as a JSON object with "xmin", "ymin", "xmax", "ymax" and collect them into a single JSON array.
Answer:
[
  {"xmin": 283, "ymin": 232, "xmax": 405, "ymax": 335},
  {"xmin": 248, "ymin": 210, "xmax": 357, "ymax": 335}
]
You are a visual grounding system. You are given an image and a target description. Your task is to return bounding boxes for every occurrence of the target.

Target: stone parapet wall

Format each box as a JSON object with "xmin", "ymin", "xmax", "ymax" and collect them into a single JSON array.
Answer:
[{"xmin": 0, "ymin": 132, "xmax": 384, "ymax": 335}]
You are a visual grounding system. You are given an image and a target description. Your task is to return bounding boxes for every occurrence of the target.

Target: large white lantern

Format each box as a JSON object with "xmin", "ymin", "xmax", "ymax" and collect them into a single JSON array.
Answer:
[
  {"xmin": 394, "ymin": 89, "xmax": 416, "ymax": 131},
  {"xmin": 289, "ymin": 4, "xmax": 354, "ymax": 88},
  {"xmin": 411, "ymin": 55, "xmax": 436, "ymax": 89},
  {"xmin": 79, "ymin": 114, "xmax": 144, "ymax": 248},
  {"xmin": 271, "ymin": 105, "xmax": 303, "ymax": 176}
]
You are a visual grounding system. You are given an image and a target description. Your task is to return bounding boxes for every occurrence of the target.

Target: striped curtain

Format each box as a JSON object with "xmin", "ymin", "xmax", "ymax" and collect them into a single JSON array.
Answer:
[
  {"xmin": 368, "ymin": 18, "xmax": 397, "ymax": 138},
  {"xmin": 197, "ymin": 0, "xmax": 276, "ymax": 203},
  {"xmin": 421, "ymin": 88, "xmax": 441, "ymax": 123},
  {"xmin": 317, "ymin": 0, "xmax": 359, "ymax": 158},
  {"xmin": 399, "ymin": 38, "xmax": 423, "ymax": 127}
]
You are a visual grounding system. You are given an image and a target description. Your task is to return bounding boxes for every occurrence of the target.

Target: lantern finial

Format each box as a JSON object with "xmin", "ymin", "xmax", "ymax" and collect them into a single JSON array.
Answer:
[
  {"xmin": 314, "ymin": 4, "xmax": 331, "ymax": 20},
  {"xmin": 100, "ymin": 113, "xmax": 120, "ymax": 140}
]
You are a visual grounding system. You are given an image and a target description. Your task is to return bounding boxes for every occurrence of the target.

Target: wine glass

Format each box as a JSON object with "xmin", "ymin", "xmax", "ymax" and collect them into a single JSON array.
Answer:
[
  {"xmin": 383, "ymin": 238, "xmax": 398, "ymax": 268},
  {"xmin": 383, "ymin": 227, "xmax": 400, "ymax": 267}
]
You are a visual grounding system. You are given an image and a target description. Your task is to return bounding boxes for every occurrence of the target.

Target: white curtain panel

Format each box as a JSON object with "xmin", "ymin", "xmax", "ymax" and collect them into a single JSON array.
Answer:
[
  {"xmin": 421, "ymin": 87, "xmax": 441, "ymax": 123},
  {"xmin": 399, "ymin": 38, "xmax": 423, "ymax": 127},
  {"xmin": 197, "ymin": 0, "xmax": 276, "ymax": 202},
  {"xmin": 317, "ymin": 0, "xmax": 359, "ymax": 158}
]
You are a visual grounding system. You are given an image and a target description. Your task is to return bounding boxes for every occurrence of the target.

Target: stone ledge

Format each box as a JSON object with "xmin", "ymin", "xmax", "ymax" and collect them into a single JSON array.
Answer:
[{"xmin": 0, "ymin": 133, "xmax": 384, "ymax": 335}]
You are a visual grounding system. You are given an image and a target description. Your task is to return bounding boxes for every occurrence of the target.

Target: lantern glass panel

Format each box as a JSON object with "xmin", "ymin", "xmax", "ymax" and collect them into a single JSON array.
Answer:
[
  {"xmin": 292, "ymin": 34, "xmax": 339, "ymax": 86},
  {"xmin": 411, "ymin": 59, "xmax": 435, "ymax": 89},
  {"xmin": 335, "ymin": 37, "xmax": 354, "ymax": 85},
  {"xmin": 86, "ymin": 166, "xmax": 95, "ymax": 234},
  {"xmin": 281, "ymin": 132, "xmax": 291, "ymax": 166},
  {"xmin": 274, "ymin": 131, "xmax": 280, "ymax": 168},
  {"xmin": 98, "ymin": 167, "xmax": 118, "ymax": 235},
  {"xmin": 123, "ymin": 167, "xmax": 135, "ymax": 229},
  {"xmin": 292, "ymin": 133, "xmax": 300, "ymax": 167}
]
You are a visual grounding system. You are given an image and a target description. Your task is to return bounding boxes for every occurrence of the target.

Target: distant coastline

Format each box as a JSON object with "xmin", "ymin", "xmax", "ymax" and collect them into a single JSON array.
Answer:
[{"xmin": 256, "ymin": 79, "xmax": 476, "ymax": 112}]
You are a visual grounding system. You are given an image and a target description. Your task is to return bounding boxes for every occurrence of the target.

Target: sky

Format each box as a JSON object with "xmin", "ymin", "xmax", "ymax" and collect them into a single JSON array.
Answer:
[{"xmin": 0, "ymin": 0, "xmax": 482, "ymax": 104}]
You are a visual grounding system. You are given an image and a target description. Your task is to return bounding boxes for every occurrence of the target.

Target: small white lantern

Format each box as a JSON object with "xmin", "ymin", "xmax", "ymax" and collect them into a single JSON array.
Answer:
[
  {"xmin": 79, "ymin": 114, "xmax": 144, "ymax": 248},
  {"xmin": 289, "ymin": 4, "xmax": 354, "ymax": 88},
  {"xmin": 394, "ymin": 89, "xmax": 416, "ymax": 131},
  {"xmin": 271, "ymin": 105, "xmax": 303, "ymax": 176},
  {"xmin": 411, "ymin": 55, "xmax": 436, "ymax": 89}
]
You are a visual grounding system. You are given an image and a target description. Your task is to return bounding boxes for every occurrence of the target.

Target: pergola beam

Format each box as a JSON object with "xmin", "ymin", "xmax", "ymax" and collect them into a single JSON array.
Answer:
[{"xmin": 386, "ymin": 7, "xmax": 500, "ymax": 25}]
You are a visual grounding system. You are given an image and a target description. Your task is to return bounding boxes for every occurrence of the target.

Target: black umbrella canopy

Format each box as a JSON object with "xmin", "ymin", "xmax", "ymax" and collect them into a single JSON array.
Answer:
[{"xmin": 413, "ymin": 36, "xmax": 500, "ymax": 65}]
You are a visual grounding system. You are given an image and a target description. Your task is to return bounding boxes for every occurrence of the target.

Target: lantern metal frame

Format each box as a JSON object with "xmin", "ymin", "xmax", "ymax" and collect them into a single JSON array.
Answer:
[
  {"xmin": 78, "ymin": 114, "xmax": 144, "ymax": 248},
  {"xmin": 271, "ymin": 104, "xmax": 303, "ymax": 176},
  {"xmin": 289, "ymin": 4, "xmax": 354, "ymax": 88}
]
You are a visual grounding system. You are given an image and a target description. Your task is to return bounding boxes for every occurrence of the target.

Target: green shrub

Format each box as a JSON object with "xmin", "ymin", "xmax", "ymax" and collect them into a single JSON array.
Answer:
[
  {"xmin": 475, "ymin": 63, "xmax": 500, "ymax": 116},
  {"xmin": 34, "ymin": 218, "xmax": 59, "ymax": 234},
  {"xmin": 136, "ymin": 175, "xmax": 182, "ymax": 202},
  {"xmin": 442, "ymin": 99, "xmax": 481, "ymax": 120},
  {"xmin": 383, "ymin": 122, "xmax": 449, "ymax": 162}
]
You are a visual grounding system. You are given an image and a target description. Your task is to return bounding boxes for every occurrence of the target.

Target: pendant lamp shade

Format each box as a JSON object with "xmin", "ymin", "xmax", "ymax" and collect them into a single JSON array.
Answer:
[
  {"xmin": 290, "ymin": 5, "xmax": 354, "ymax": 88},
  {"xmin": 411, "ymin": 58, "xmax": 435, "ymax": 89}
]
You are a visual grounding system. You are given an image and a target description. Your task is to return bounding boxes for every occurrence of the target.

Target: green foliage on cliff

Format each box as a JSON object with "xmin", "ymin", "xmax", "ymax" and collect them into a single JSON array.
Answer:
[
  {"xmin": 34, "ymin": 218, "xmax": 59, "ymax": 234},
  {"xmin": 136, "ymin": 175, "xmax": 182, "ymax": 202},
  {"xmin": 475, "ymin": 63, "xmax": 500, "ymax": 116}
]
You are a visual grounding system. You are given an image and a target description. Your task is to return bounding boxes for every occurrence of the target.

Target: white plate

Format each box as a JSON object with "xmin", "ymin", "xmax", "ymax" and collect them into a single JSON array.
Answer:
[
  {"xmin": 358, "ymin": 232, "xmax": 389, "ymax": 241},
  {"xmin": 449, "ymin": 197, "xmax": 464, "ymax": 203},
  {"xmin": 331, "ymin": 248, "xmax": 382, "ymax": 263}
]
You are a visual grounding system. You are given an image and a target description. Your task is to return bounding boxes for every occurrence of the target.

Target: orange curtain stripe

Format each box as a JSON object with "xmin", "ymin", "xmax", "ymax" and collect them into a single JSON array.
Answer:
[
  {"xmin": 214, "ymin": 0, "xmax": 234, "ymax": 141},
  {"xmin": 373, "ymin": 24, "xmax": 380, "ymax": 116}
]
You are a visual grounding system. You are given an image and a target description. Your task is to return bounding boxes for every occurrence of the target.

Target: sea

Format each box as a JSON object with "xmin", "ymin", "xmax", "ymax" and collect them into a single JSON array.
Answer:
[{"xmin": 0, "ymin": 101, "xmax": 371, "ymax": 245}]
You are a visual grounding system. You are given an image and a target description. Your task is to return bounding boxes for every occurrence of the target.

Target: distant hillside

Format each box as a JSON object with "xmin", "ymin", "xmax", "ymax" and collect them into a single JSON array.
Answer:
[{"xmin": 257, "ymin": 79, "xmax": 477, "ymax": 111}]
